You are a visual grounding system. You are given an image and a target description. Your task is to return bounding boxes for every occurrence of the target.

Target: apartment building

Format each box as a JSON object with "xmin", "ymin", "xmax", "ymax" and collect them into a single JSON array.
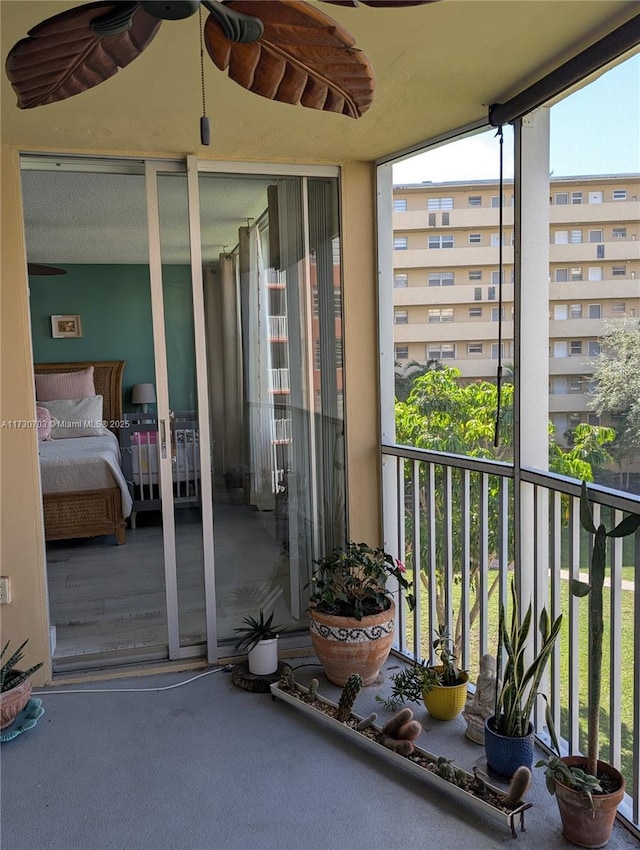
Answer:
[{"xmin": 392, "ymin": 174, "xmax": 640, "ymax": 443}]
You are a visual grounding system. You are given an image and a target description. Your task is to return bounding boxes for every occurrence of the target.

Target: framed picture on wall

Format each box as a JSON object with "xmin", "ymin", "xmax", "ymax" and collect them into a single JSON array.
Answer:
[{"xmin": 51, "ymin": 314, "xmax": 82, "ymax": 338}]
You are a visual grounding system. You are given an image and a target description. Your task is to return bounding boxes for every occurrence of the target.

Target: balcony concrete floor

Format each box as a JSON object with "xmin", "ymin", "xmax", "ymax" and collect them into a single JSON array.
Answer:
[{"xmin": 2, "ymin": 655, "xmax": 638, "ymax": 850}]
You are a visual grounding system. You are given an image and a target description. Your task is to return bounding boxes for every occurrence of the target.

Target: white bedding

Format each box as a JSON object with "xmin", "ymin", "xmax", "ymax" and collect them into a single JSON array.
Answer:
[{"xmin": 39, "ymin": 429, "xmax": 133, "ymax": 517}]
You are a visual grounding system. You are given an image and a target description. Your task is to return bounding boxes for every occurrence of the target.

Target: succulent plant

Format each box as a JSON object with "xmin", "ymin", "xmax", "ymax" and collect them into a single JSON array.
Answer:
[
  {"xmin": 337, "ymin": 672, "xmax": 363, "ymax": 721},
  {"xmin": 233, "ymin": 609, "xmax": 286, "ymax": 653}
]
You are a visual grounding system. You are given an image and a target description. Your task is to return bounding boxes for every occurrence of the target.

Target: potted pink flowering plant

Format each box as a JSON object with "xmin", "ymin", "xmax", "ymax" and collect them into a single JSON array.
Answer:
[{"xmin": 307, "ymin": 542, "xmax": 415, "ymax": 686}]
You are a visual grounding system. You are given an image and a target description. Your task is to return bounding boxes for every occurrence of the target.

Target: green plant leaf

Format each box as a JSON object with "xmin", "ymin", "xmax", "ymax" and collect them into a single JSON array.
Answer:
[
  {"xmin": 570, "ymin": 579, "xmax": 591, "ymax": 597},
  {"xmin": 607, "ymin": 512, "xmax": 640, "ymax": 538},
  {"xmin": 579, "ymin": 480, "xmax": 597, "ymax": 534}
]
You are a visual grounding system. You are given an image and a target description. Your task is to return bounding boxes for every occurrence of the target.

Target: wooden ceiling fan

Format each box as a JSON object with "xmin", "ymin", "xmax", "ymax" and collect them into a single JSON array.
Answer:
[{"xmin": 5, "ymin": 1, "xmax": 439, "ymax": 120}]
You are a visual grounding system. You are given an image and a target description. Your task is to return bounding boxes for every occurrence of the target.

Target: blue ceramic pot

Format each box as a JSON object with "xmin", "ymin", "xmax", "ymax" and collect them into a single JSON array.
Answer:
[{"xmin": 484, "ymin": 715, "xmax": 534, "ymax": 778}]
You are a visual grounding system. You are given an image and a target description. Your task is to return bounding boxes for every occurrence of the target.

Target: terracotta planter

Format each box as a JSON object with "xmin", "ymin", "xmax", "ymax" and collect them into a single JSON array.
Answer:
[
  {"xmin": 308, "ymin": 600, "xmax": 396, "ymax": 686},
  {"xmin": 484, "ymin": 716, "xmax": 535, "ymax": 778},
  {"xmin": 423, "ymin": 669, "xmax": 469, "ymax": 720},
  {"xmin": 553, "ymin": 756, "xmax": 625, "ymax": 849},
  {"xmin": 0, "ymin": 676, "xmax": 32, "ymax": 729}
]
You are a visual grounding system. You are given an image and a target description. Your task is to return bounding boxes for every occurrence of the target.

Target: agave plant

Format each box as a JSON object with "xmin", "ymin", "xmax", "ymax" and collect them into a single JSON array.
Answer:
[
  {"xmin": 493, "ymin": 582, "xmax": 563, "ymax": 738},
  {"xmin": 233, "ymin": 609, "xmax": 286, "ymax": 653},
  {"xmin": 0, "ymin": 639, "xmax": 43, "ymax": 692}
]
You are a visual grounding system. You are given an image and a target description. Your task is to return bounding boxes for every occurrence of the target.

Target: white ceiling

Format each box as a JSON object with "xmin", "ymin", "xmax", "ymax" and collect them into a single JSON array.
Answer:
[{"xmin": 21, "ymin": 167, "xmax": 276, "ymax": 264}]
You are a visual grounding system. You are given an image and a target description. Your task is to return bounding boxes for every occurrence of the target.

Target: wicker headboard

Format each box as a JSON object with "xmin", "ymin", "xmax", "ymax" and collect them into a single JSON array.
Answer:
[{"xmin": 34, "ymin": 361, "xmax": 125, "ymax": 432}]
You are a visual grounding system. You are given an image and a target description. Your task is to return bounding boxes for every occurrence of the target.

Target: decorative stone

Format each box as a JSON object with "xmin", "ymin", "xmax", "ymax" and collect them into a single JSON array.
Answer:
[{"xmin": 231, "ymin": 660, "xmax": 287, "ymax": 693}]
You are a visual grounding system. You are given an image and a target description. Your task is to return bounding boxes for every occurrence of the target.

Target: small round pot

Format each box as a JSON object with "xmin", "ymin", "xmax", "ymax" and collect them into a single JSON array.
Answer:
[
  {"xmin": 308, "ymin": 600, "xmax": 396, "ymax": 686},
  {"xmin": 0, "ymin": 676, "xmax": 32, "ymax": 729},
  {"xmin": 484, "ymin": 715, "xmax": 535, "ymax": 778},
  {"xmin": 553, "ymin": 756, "xmax": 625, "ymax": 849},
  {"xmin": 248, "ymin": 639, "xmax": 279, "ymax": 676},
  {"xmin": 422, "ymin": 669, "xmax": 469, "ymax": 720}
]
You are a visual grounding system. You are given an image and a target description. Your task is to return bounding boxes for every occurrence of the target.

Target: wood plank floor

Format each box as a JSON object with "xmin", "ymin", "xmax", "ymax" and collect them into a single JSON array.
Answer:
[{"xmin": 46, "ymin": 502, "xmax": 298, "ymax": 667}]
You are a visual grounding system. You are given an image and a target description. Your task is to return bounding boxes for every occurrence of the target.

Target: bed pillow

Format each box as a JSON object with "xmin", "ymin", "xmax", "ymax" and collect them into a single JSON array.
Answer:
[
  {"xmin": 36, "ymin": 406, "xmax": 52, "ymax": 441},
  {"xmin": 35, "ymin": 366, "xmax": 96, "ymax": 401},
  {"xmin": 39, "ymin": 396, "xmax": 104, "ymax": 439}
]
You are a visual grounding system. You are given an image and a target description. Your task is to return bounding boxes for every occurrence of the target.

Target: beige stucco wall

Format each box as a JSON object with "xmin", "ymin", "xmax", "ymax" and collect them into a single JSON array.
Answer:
[{"xmin": 0, "ymin": 145, "xmax": 381, "ymax": 676}]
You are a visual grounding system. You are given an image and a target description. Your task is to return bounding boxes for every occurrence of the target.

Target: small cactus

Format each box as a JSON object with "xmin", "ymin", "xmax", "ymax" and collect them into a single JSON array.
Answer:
[
  {"xmin": 307, "ymin": 678, "xmax": 319, "ymax": 701},
  {"xmin": 356, "ymin": 712, "xmax": 378, "ymax": 731},
  {"xmin": 435, "ymin": 756, "xmax": 457, "ymax": 783},
  {"xmin": 279, "ymin": 664, "xmax": 296, "ymax": 691},
  {"xmin": 504, "ymin": 766, "xmax": 532, "ymax": 808},
  {"xmin": 380, "ymin": 707, "xmax": 423, "ymax": 755},
  {"xmin": 337, "ymin": 673, "xmax": 363, "ymax": 721}
]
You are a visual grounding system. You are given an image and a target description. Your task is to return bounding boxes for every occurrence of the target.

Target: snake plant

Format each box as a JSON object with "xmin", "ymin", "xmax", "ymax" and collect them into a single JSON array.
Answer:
[
  {"xmin": 0, "ymin": 639, "xmax": 43, "ymax": 692},
  {"xmin": 493, "ymin": 581, "xmax": 563, "ymax": 738}
]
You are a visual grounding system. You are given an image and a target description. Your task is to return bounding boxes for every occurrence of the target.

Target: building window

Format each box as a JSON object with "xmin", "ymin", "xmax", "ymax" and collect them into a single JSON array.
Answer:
[
  {"xmin": 612, "ymin": 265, "xmax": 626, "ymax": 276},
  {"xmin": 468, "ymin": 196, "xmax": 482, "ymax": 207},
  {"xmin": 611, "ymin": 302, "xmax": 626, "ymax": 314},
  {"xmin": 555, "ymin": 268, "xmax": 569, "ymax": 282},
  {"xmin": 393, "ymin": 198, "xmax": 407, "ymax": 211},
  {"xmin": 488, "ymin": 286, "xmax": 496, "ymax": 301},
  {"xmin": 468, "ymin": 233, "xmax": 482, "ymax": 244},
  {"xmin": 553, "ymin": 342, "xmax": 568, "ymax": 358},
  {"xmin": 334, "ymin": 289, "xmax": 342, "ymax": 316},
  {"xmin": 468, "ymin": 270, "xmax": 482, "ymax": 281},
  {"xmin": 588, "ymin": 341, "xmax": 601, "ymax": 356},
  {"xmin": 491, "ymin": 307, "xmax": 505, "ymax": 322},
  {"xmin": 571, "ymin": 192, "xmax": 583, "ymax": 204},
  {"xmin": 441, "ymin": 212, "xmax": 450, "ymax": 226},
  {"xmin": 468, "ymin": 307, "xmax": 482, "ymax": 318},
  {"xmin": 589, "ymin": 232, "xmax": 604, "ymax": 248},
  {"xmin": 596, "ymin": 244, "xmax": 605, "ymax": 259},
  {"xmin": 468, "ymin": 342, "xmax": 483, "ymax": 355},
  {"xmin": 474, "ymin": 287, "xmax": 482, "ymax": 301},
  {"xmin": 570, "ymin": 268, "xmax": 583, "ymax": 281},
  {"xmin": 554, "ymin": 230, "xmax": 569, "ymax": 244},
  {"xmin": 570, "ymin": 230, "xmax": 583, "ymax": 244},
  {"xmin": 569, "ymin": 304, "xmax": 582, "ymax": 319},
  {"xmin": 569, "ymin": 413, "xmax": 582, "ymax": 427},
  {"xmin": 428, "ymin": 212, "xmax": 437, "ymax": 227},
  {"xmin": 612, "ymin": 189, "xmax": 627, "ymax": 201},
  {"xmin": 427, "ymin": 197, "xmax": 454, "ymax": 210},
  {"xmin": 428, "ymin": 308, "xmax": 454, "ymax": 323},
  {"xmin": 428, "ymin": 234, "xmax": 454, "ymax": 249},
  {"xmin": 589, "ymin": 191, "xmax": 603, "ymax": 204},
  {"xmin": 394, "ymin": 309, "xmax": 408, "ymax": 324},
  {"xmin": 394, "ymin": 273, "xmax": 408, "ymax": 288},
  {"xmin": 588, "ymin": 413, "xmax": 600, "ymax": 426},
  {"xmin": 491, "ymin": 343, "xmax": 507, "ymax": 359},
  {"xmin": 555, "ymin": 193, "xmax": 569, "ymax": 205},
  {"xmin": 554, "ymin": 305, "xmax": 568, "ymax": 320},
  {"xmin": 588, "ymin": 304, "xmax": 602, "ymax": 319},
  {"xmin": 491, "ymin": 195, "xmax": 505, "ymax": 208},
  {"xmin": 491, "ymin": 270, "xmax": 507, "ymax": 285},
  {"xmin": 394, "ymin": 236, "xmax": 407, "ymax": 250},
  {"xmin": 587, "ymin": 267, "xmax": 603, "ymax": 281},
  {"xmin": 335, "ymin": 339, "xmax": 343, "ymax": 369},
  {"xmin": 395, "ymin": 345, "xmax": 409, "ymax": 360},
  {"xmin": 612, "ymin": 227, "xmax": 627, "ymax": 239},
  {"xmin": 428, "ymin": 272, "xmax": 454, "ymax": 287},
  {"xmin": 570, "ymin": 341, "xmax": 582, "ymax": 355},
  {"xmin": 428, "ymin": 343, "xmax": 456, "ymax": 359},
  {"xmin": 569, "ymin": 379, "xmax": 584, "ymax": 393}
]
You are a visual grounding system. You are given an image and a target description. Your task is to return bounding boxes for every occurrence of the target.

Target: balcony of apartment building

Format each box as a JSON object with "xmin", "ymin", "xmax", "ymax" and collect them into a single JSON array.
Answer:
[
  {"xmin": 393, "ymin": 282, "xmax": 515, "ymax": 307},
  {"xmin": 393, "ymin": 244, "xmax": 515, "ymax": 269},
  {"xmin": 394, "ymin": 319, "xmax": 514, "ymax": 345},
  {"xmin": 550, "ymin": 240, "xmax": 638, "ymax": 263},
  {"xmin": 393, "ymin": 205, "xmax": 515, "ymax": 230},
  {"xmin": 549, "ymin": 199, "xmax": 640, "ymax": 225},
  {"xmin": 551, "ymin": 277, "xmax": 639, "ymax": 300}
]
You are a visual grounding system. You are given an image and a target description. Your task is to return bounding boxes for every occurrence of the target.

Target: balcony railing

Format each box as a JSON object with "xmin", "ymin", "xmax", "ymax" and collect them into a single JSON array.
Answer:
[{"xmin": 381, "ymin": 442, "xmax": 640, "ymax": 836}]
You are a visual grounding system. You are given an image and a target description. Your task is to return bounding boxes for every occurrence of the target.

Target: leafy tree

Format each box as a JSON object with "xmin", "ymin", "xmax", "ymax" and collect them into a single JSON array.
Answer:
[{"xmin": 587, "ymin": 318, "xmax": 640, "ymax": 488}]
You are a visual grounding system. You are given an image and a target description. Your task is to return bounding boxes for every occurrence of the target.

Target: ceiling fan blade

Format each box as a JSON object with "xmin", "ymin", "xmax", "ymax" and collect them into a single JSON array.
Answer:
[
  {"xmin": 204, "ymin": 0, "xmax": 375, "ymax": 119},
  {"xmin": 5, "ymin": 1, "xmax": 161, "ymax": 109},
  {"xmin": 27, "ymin": 264, "xmax": 67, "ymax": 276}
]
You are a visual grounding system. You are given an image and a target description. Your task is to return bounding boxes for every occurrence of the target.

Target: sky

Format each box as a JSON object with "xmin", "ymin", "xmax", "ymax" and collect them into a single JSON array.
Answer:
[{"xmin": 392, "ymin": 54, "xmax": 640, "ymax": 185}]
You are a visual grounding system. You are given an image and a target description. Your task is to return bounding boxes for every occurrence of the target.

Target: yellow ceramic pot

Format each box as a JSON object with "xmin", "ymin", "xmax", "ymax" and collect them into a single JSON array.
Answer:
[{"xmin": 423, "ymin": 668, "xmax": 469, "ymax": 720}]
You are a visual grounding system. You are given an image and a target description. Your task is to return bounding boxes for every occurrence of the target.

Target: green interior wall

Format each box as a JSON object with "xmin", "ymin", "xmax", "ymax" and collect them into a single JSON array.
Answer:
[{"xmin": 29, "ymin": 264, "xmax": 197, "ymax": 411}]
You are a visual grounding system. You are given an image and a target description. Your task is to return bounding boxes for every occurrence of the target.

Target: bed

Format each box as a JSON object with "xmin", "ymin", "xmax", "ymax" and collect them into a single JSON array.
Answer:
[{"xmin": 34, "ymin": 360, "xmax": 132, "ymax": 544}]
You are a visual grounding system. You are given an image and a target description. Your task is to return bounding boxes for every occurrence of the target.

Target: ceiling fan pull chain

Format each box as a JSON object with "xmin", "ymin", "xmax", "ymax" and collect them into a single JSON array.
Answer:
[
  {"xmin": 91, "ymin": 2, "xmax": 138, "ymax": 36},
  {"xmin": 199, "ymin": 5, "xmax": 211, "ymax": 146}
]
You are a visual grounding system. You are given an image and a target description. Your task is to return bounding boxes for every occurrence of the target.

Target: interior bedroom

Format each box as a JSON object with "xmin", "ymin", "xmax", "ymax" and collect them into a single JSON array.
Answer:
[{"xmin": 23, "ymin": 157, "xmax": 345, "ymax": 672}]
